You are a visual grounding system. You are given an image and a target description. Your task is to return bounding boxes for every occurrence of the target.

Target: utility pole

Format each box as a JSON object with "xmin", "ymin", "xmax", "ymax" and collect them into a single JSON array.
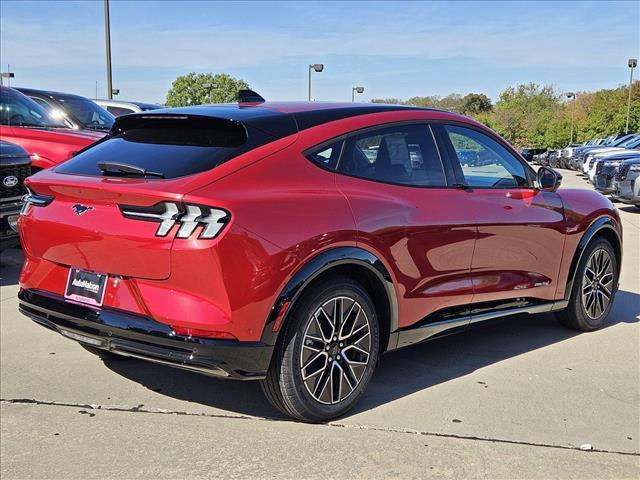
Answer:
[
  {"xmin": 104, "ymin": 0, "xmax": 113, "ymax": 99},
  {"xmin": 626, "ymin": 59, "xmax": 637, "ymax": 134},
  {"xmin": 566, "ymin": 92, "xmax": 576, "ymax": 144}
]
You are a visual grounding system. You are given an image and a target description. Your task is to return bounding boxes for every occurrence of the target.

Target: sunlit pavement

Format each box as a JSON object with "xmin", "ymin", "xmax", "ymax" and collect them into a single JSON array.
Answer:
[{"xmin": 1, "ymin": 168, "xmax": 638, "ymax": 479}]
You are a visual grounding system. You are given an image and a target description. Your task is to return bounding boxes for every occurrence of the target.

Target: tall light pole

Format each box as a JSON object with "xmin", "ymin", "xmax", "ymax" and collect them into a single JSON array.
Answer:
[
  {"xmin": 104, "ymin": 0, "xmax": 113, "ymax": 99},
  {"xmin": 352, "ymin": 86, "xmax": 364, "ymax": 102},
  {"xmin": 566, "ymin": 92, "xmax": 576, "ymax": 144},
  {"xmin": 0, "ymin": 67, "xmax": 14, "ymax": 87},
  {"xmin": 626, "ymin": 58, "xmax": 637, "ymax": 134},
  {"xmin": 308, "ymin": 64, "xmax": 323, "ymax": 101}
]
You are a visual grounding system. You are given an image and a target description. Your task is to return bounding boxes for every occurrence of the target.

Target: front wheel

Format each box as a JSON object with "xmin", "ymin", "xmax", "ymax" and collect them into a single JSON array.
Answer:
[
  {"xmin": 556, "ymin": 238, "xmax": 618, "ymax": 331},
  {"xmin": 261, "ymin": 276, "xmax": 380, "ymax": 422}
]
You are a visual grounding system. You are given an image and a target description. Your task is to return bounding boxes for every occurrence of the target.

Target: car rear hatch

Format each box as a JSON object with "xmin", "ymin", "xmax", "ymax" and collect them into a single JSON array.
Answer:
[{"xmin": 22, "ymin": 111, "xmax": 297, "ymax": 280}]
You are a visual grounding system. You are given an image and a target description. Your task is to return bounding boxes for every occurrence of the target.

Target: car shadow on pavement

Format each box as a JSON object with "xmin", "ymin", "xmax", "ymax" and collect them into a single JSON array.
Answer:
[
  {"xmin": 0, "ymin": 247, "xmax": 23, "ymax": 287},
  {"xmin": 103, "ymin": 288, "xmax": 639, "ymax": 421},
  {"xmin": 618, "ymin": 205, "xmax": 639, "ymax": 214}
]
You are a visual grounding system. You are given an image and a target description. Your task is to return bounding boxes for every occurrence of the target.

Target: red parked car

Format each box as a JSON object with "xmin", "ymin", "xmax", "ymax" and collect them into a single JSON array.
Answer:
[
  {"xmin": 17, "ymin": 96, "xmax": 622, "ymax": 422},
  {"xmin": 0, "ymin": 86, "xmax": 104, "ymax": 172}
]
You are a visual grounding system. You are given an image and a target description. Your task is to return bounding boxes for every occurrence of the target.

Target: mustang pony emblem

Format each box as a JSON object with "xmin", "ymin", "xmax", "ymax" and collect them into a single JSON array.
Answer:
[{"xmin": 72, "ymin": 204, "xmax": 94, "ymax": 216}]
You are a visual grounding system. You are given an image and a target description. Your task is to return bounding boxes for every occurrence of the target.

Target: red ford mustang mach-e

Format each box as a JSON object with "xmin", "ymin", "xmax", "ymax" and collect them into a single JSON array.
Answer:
[{"xmin": 18, "ymin": 96, "xmax": 622, "ymax": 422}]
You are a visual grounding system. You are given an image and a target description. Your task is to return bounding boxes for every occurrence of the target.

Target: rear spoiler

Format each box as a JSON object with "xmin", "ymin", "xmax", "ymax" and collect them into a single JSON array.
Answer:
[{"xmin": 110, "ymin": 110, "xmax": 297, "ymax": 141}]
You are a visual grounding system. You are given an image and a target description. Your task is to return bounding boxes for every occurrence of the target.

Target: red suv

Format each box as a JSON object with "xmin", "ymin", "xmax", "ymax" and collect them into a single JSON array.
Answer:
[
  {"xmin": 0, "ymin": 86, "xmax": 104, "ymax": 172},
  {"xmin": 18, "ymin": 99, "xmax": 622, "ymax": 422}
]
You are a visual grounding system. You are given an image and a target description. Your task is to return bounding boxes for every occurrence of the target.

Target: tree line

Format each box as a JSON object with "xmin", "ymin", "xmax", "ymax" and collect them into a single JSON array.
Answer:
[
  {"xmin": 165, "ymin": 72, "xmax": 639, "ymax": 149},
  {"xmin": 373, "ymin": 82, "xmax": 640, "ymax": 149}
]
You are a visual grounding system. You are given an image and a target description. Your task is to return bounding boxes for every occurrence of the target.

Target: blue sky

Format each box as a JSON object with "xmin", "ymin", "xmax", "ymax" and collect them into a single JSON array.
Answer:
[{"xmin": 1, "ymin": 1, "xmax": 638, "ymax": 104}]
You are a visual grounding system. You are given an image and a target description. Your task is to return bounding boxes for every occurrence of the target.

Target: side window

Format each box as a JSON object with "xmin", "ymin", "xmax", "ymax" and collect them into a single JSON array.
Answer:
[
  {"xmin": 444, "ymin": 125, "xmax": 529, "ymax": 188},
  {"xmin": 338, "ymin": 124, "xmax": 446, "ymax": 187},
  {"xmin": 306, "ymin": 139, "xmax": 344, "ymax": 170}
]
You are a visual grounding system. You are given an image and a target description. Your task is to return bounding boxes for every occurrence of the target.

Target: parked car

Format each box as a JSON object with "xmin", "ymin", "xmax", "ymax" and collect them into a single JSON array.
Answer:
[
  {"xmin": 0, "ymin": 86, "xmax": 105, "ymax": 172},
  {"xmin": 16, "ymin": 87, "xmax": 114, "ymax": 132},
  {"xmin": 519, "ymin": 147, "xmax": 546, "ymax": 162},
  {"xmin": 594, "ymin": 151, "xmax": 640, "ymax": 194},
  {"xmin": 613, "ymin": 158, "xmax": 640, "ymax": 207},
  {"xmin": 18, "ymin": 99, "xmax": 622, "ymax": 422},
  {"xmin": 580, "ymin": 135, "xmax": 640, "ymax": 174},
  {"xmin": 586, "ymin": 140, "xmax": 640, "ymax": 183},
  {"xmin": 0, "ymin": 141, "xmax": 30, "ymax": 248},
  {"xmin": 95, "ymin": 99, "xmax": 163, "ymax": 117}
]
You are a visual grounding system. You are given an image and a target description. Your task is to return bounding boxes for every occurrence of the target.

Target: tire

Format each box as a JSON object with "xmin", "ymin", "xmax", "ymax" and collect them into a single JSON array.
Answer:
[
  {"xmin": 556, "ymin": 238, "xmax": 618, "ymax": 331},
  {"xmin": 261, "ymin": 275, "xmax": 380, "ymax": 422},
  {"xmin": 81, "ymin": 345, "xmax": 128, "ymax": 361}
]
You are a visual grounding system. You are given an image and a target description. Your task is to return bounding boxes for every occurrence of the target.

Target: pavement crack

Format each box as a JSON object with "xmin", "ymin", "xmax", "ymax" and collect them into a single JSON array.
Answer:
[{"xmin": 2, "ymin": 397, "xmax": 639, "ymax": 457}]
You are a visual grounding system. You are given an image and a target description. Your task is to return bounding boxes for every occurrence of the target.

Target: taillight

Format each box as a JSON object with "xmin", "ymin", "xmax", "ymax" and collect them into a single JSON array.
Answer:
[
  {"xmin": 171, "ymin": 326, "xmax": 237, "ymax": 340},
  {"xmin": 20, "ymin": 188, "xmax": 54, "ymax": 215},
  {"xmin": 118, "ymin": 201, "xmax": 230, "ymax": 239}
]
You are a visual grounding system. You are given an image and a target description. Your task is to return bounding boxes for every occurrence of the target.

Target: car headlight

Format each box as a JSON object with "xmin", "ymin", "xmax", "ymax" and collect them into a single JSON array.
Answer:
[
  {"xmin": 605, "ymin": 161, "xmax": 622, "ymax": 167},
  {"xmin": 629, "ymin": 164, "xmax": 640, "ymax": 172}
]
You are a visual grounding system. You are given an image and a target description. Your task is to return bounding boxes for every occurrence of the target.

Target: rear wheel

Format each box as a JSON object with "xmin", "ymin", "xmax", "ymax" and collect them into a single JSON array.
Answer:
[
  {"xmin": 556, "ymin": 238, "xmax": 618, "ymax": 331},
  {"xmin": 261, "ymin": 276, "xmax": 379, "ymax": 422}
]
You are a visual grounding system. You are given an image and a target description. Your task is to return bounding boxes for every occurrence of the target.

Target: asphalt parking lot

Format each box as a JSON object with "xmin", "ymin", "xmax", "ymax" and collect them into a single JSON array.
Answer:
[{"xmin": 1, "ymin": 168, "xmax": 638, "ymax": 479}]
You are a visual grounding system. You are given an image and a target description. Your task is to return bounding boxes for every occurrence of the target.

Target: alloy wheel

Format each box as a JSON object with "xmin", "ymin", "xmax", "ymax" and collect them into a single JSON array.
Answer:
[
  {"xmin": 581, "ymin": 248, "xmax": 614, "ymax": 320},
  {"xmin": 300, "ymin": 296, "xmax": 372, "ymax": 405}
]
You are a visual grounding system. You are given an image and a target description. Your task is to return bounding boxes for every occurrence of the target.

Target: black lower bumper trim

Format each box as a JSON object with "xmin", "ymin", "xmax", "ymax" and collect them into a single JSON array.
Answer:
[{"xmin": 18, "ymin": 289, "xmax": 273, "ymax": 380}]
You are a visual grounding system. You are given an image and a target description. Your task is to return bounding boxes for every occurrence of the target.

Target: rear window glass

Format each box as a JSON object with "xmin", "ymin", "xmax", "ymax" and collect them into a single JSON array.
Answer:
[{"xmin": 56, "ymin": 116, "xmax": 256, "ymax": 179}]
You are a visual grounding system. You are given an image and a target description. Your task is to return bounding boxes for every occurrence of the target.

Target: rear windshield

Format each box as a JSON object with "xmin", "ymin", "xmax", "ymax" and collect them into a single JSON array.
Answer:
[{"xmin": 56, "ymin": 115, "xmax": 262, "ymax": 179}]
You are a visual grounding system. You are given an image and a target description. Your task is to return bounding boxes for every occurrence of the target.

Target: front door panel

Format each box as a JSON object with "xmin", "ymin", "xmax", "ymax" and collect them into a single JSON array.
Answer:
[{"xmin": 469, "ymin": 188, "xmax": 565, "ymax": 303}]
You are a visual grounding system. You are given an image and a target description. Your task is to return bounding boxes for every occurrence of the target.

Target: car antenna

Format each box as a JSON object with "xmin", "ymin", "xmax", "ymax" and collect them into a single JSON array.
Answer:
[{"xmin": 238, "ymin": 89, "xmax": 265, "ymax": 104}]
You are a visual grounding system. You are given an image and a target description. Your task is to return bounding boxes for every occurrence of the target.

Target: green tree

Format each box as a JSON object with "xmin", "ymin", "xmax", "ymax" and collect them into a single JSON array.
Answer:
[
  {"xmin": 165, "ymin": 72, "xmax": 250, "ymax": 107},
  {"xmin": 490, "ymin": 83, "xmax": 561, "ymax": 148},
  {"xmin": 460, "ymin": 93, "xmax": 493, "ymax": 115}
]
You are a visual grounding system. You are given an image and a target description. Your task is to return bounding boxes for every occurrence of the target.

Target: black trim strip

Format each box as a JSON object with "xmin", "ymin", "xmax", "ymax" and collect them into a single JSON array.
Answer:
[
  {"xmin": 261, "ymin": 247, "xmax": 398, "ymax": 350},
  {"xmin": 391, "ymin": 298, "xmax": 566, "ymax": 350},
  {"xmin": 564, "ymin": 217, "xmax": 622, "ymax": 301}
]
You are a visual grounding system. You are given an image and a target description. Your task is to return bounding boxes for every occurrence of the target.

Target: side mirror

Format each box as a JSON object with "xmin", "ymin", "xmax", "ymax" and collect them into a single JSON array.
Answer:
[{"xmin": 537, "ymin": 166, "xmax": 562, "ymax": 192}]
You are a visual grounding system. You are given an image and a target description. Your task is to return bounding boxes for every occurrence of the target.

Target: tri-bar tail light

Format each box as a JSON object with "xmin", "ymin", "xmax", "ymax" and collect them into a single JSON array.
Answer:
[
  {"xmin": 20, "ymin": 188, "xmax": 55, "ymax": 215},
  {"xmin": 118, "ymin": 201, "xmax": 231, "ymax": 239}
]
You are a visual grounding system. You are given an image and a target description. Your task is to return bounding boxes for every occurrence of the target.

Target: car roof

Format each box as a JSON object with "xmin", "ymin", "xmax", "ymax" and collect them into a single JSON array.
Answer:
[
  {"xmin": 15, "ymin": 87, "xmax": 87, "ymax": 101},
  {"xmin": 137, "ymin": 101, "xmax": 461, "ymax": 137}
]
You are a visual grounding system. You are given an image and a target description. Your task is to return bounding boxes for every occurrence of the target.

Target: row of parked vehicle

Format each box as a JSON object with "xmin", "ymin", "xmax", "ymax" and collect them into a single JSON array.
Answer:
[
  {"xmin": 530, "ymin": 134, "xmax": 640, "ymax": 208},
  {"xmin": 0, "ymin": 85, "xmax": 161, "ymax": 247}
]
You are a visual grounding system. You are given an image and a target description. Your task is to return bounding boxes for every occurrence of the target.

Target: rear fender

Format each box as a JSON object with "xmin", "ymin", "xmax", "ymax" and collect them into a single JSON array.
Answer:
[{"xmin": 260, "ymin": 247, "xmax": 398, "ymax": 349}]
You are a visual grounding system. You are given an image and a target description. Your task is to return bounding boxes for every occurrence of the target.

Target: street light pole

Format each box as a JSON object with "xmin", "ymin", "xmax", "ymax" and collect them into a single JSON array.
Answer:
[
  {"xmin": 308, "ymin": 64, "xmax": 324, "ymax": 101},
  {"xmin": 566, "ymin": 92, "xmax": 576, "ymax": 144},
  {"xmin": 626, "ymin": 58, "xmax": 637, "ymax": 134},
  {"xmin": 352, "ymin": 86, "xmax": 364, "ymax": 102},
  {"xmin": 104, "ymin": 0, "xmax": 113, "ymax": 99}
]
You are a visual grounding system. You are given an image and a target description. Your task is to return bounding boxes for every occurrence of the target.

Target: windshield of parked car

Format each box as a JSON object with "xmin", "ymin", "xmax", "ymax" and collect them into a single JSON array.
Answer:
[
  {"xmin": 54, "ymin": 94, "xmax": 115, "ymax": 130},
  {"xmin": 0, "ymin": 88, "xmax": 68, "ymax": 129},
  {"xmin": 616, "ymin": 135, "xmax": 640, "ymax": 148}
]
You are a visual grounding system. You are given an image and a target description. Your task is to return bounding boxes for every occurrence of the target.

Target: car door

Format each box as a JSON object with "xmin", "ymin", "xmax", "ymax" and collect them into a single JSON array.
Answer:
[
  {"xmin": 435, "ymin": 123, "xmax": 565, "ymax": 306},
  {"xmin": 332, "ymin": 122, "xmax": 477, "ymax": 336}
]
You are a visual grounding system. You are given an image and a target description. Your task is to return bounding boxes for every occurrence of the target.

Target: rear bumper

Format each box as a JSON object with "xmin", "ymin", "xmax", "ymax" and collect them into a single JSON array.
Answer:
[{"xmin": 18, "ymin": 289, "xmax": 273, "ymax": 380}]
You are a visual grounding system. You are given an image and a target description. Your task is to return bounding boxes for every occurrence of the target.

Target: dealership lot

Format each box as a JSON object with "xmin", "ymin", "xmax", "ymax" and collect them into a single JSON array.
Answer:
[{"xmin": 1, "ymin": 168, "xmax": 638, "ymax": 479}]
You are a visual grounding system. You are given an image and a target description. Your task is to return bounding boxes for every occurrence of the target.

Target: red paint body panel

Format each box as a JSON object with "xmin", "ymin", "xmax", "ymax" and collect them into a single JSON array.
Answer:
[
  {"xmin": 0, "ymin": 125, "xmax": 104, "ymax": 170},
  {"xmin": 18, "ymin": 104, "xmax": 621, "ymax": 346}
]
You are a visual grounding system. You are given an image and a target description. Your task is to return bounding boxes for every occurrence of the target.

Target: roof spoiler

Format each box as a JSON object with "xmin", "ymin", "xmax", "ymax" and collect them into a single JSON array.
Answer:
[{"xmin": 237, "ymin": 89, "xmax": 265, "ymax": 104}]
